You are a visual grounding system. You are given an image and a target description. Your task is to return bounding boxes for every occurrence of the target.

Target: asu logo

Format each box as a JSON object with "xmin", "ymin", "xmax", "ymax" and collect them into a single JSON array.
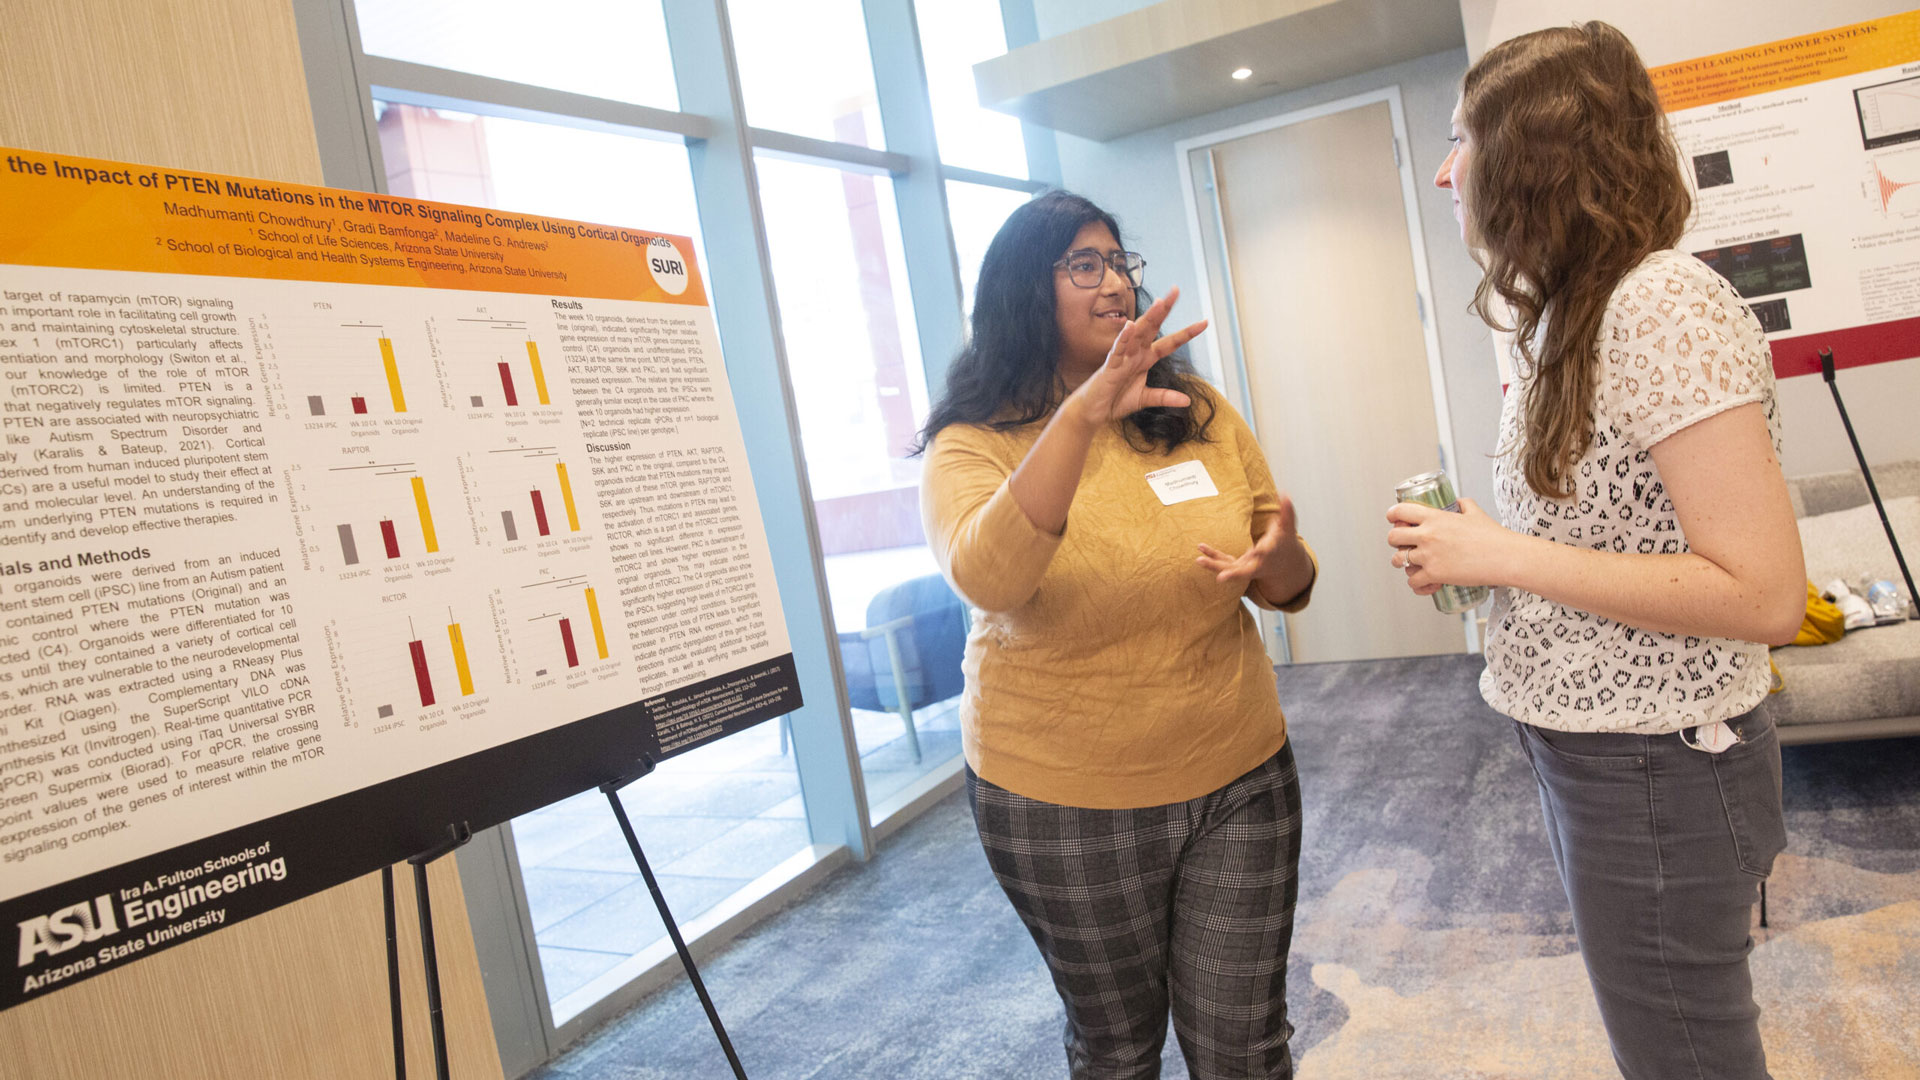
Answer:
[{"xmin": 16, "ymin": 895, "xmax": 119, "ymax": 967}]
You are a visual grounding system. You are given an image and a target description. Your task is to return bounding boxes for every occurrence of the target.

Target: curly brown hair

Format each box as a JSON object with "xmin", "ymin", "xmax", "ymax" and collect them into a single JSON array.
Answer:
[{"xmin": 1460, "ymin": 21, "xmax": 1692, "ymax": 499}]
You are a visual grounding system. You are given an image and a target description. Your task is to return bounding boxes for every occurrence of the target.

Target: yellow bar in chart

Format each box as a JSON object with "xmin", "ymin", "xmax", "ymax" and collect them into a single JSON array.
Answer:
[
  {"xmin": 527, "ymin": 340, "xmax": 550, "ymax": 405},
  {"xmin": 447, "ymin": 622, "xmax": 475, "ymax": 696},
  {"xmin": 380, "ymin": 336, "xmax": 407, "ymax": 412},
  {"xmin": 556, "ymin": 463, "xmax": 581, "ymax": 532},
  {"xmin": 585, "ymin": 587, "xmax": 609, "ymax": 660},
  {"xmin": 411, "ymin": 476, "xmax": 439, "ymax": 553}
]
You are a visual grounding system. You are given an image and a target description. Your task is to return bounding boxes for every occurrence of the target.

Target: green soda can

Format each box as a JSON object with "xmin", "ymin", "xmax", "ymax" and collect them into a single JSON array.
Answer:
[{"xmin": 1395, "ymin": 469, "xmax": 1491, "ymax": 614}]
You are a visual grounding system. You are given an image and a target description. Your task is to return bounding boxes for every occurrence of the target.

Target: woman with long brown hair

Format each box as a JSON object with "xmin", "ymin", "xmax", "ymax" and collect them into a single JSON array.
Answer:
[{"xmin": 1386, "ymin": 22, "xmax": 1803, "ymax": 1079}]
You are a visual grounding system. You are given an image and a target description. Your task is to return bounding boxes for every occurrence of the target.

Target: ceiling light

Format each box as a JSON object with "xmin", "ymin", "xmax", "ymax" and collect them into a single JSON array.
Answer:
[{"xmin": 1231, "ymin": 67, "xmax": 1253, "ymax": 80}]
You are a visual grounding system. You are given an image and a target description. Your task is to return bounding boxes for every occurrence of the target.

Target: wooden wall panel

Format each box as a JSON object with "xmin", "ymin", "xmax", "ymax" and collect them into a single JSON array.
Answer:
[
  {"xmin": 0, "ymin": 0, "xmax": 323, "ymax": 183},
  {"xmin": 0, "ymin": 3, "xmax": 504, "ymax": 1077},
  {"xmin": 0, "ymin": 861, "xmax": 503, "ymax": 1080}
]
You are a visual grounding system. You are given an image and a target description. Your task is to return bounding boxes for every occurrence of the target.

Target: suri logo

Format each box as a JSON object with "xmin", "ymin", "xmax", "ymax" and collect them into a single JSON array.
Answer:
[{"xmin": 16, "ymin": 895, "xmax": 119, "ymax": 967}]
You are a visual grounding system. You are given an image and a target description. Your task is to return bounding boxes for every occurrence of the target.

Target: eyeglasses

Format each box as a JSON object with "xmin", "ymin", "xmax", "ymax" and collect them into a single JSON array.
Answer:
[{"xmin": 1054, "ymin": 248, "xmax": 1146, "ymax": 289}]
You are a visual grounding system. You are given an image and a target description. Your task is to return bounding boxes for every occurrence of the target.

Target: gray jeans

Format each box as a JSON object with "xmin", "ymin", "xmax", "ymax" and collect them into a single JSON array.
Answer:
[{"xmin": 1515, "ymin": 706, "xmax": 1786, "ymax": 1080}]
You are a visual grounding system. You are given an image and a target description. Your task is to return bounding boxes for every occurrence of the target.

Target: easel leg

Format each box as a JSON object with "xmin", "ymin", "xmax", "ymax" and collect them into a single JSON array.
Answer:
[
  {"xmin": 602, "ymin": 766, "xmax": 749, "ymax": 1080},
  {"xmin": 401, "ymin": 823, "xmax": 472, "ymax": 1080},
  {"xmin": 412, "ymin": 861, "xmax": 452, "ymax": 1080},
  {"xmin": 384, "ymin": 865, "xmax": 407, "ymax": 1080}
]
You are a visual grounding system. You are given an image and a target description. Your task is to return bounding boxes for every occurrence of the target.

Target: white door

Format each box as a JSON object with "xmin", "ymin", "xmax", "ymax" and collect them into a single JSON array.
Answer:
[{"xmin": 1193, "ymin": 97, "xmax": 1464, "ymax": 663}]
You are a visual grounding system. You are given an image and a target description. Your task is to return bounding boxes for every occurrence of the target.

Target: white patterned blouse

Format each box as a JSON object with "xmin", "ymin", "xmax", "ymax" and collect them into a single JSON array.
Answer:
[{"xmin": 1481, "ymin": 249, "xmax": 1781, "ymax": 734}]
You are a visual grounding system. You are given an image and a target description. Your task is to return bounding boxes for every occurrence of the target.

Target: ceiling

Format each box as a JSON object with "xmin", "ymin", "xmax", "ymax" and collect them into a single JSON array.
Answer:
[{"xmin": 973, "ymin": 0, "xmax": 1467, "ymax": 141}]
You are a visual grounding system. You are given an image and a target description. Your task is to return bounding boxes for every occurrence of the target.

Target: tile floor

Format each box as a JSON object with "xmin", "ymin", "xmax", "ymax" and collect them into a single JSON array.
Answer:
[{"xmin": 517, "ymin": 544, "xmax": 961, "ymax": 1006}]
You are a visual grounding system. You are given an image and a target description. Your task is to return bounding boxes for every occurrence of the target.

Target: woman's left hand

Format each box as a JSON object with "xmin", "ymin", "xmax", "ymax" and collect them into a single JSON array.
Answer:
[
  {"xmin": 1384, "ymin": 498, "xmax": 1516, "ymax": 595},
  {"xmin": 1197, "ymin": 495, "xmax": 1308, "ymax": 601}
]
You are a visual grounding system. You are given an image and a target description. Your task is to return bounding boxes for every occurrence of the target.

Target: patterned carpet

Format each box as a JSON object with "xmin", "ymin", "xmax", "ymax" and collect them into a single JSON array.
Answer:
[{"xmin": 531, "ymin": 654, "xmax": 1920, "ymax": 1079}]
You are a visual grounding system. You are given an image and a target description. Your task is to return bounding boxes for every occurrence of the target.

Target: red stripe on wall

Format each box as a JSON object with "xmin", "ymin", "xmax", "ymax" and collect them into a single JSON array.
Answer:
[{"xmin": 1768, "ymin": 317, "xmax": 1920, "ymax": 379}]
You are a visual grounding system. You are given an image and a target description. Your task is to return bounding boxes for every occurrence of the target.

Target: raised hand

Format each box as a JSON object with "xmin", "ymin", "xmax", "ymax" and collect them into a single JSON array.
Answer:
[
  {"xmin": 1071, "ymin": 286, "xmax": 1207, "ymax": 425},
  {"xmin": 1198, "ymin": 495, "xmax": 1311, "ymax": 604}
]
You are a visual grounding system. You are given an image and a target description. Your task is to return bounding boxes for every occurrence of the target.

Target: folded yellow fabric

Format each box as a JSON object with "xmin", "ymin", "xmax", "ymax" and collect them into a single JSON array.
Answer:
[{"xmin": 1794, "ymin": 580, "xmax": 1846, "ymax": 647}]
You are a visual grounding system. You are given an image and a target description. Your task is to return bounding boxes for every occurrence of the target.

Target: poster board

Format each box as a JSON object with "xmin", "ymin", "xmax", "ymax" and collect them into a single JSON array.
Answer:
[
  {"xmin": 1489, "ymin": 12, "xmax": 1920, "ymax": 386},
  {"xmin": 1653, "ymin": 10, "xmax": 1920, "ymax": 378},
  {"xmin": 0, "ymin": 146, "xmax": 800, "ymax": 1010}
]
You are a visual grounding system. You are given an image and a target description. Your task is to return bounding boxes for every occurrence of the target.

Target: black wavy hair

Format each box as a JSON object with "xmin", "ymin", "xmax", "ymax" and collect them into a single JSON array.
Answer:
[{"xmin": 913, "ymin": 190, "xmax": 1214, "ymax": 454}]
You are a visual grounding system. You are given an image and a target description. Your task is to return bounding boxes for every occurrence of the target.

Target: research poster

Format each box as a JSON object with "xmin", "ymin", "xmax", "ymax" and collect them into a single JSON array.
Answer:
[
  {"xmin": 1486, "ymin": 14, "xmax": 1920, "ymax": 387},
  {"xmin": 0, "ymin": 147, "xmax": 800, "ymax": 1009},
  {"xmin": 1657, "ymin": 12, "xmax": 1920, "ymax": 377}
]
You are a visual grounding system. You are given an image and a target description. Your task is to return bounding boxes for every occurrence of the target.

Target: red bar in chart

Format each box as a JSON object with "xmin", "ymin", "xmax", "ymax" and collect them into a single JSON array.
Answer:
[
  {"xmin": 497, "ymin": 362, "xmax": 519, "ymax": 407},
  {"xmin": 380, "ymin": 519, "xmax": 400, "ymax": 559},
  {"xmin": 351, "ymin": 396, "xmax": 368, "ymax": 415},
  {"xmin": 531, "ymin": 490, "xmax": 551, "ymax": 536},
  {"xmin": 559, "ymin": 618, "xmax": 580, "ymax": 668},
  {"xmin": 409, "ymin": 638, "xmax": 435, "ymax": 707}
]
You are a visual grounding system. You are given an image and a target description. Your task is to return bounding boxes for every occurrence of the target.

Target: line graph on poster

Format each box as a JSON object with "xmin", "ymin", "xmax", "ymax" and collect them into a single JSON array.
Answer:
[
  {"xmin": 1864, "ymin": 150, "xmax": 1920, "ymax": 218},
  {"xmin": 1856, "ymin": 75, "xmax": 1920, "ymax": 151}
]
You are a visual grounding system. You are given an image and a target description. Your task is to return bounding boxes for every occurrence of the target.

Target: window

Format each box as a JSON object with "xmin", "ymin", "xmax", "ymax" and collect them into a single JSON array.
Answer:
[
  {"xmin": 317, "ymin": 0, "xmax": 1029, "ymax": 1057},
  {"xmin": 356, "ymin": 0, "xmax": 679, "ymax": 109},
  {"xmin": 755, "ymin": 154, "xmax": 961, "ymax": 815},
  {"xmin": 374, "ymin": 103, "xmax": 702, "ymax": 252},
  {"xmin": 914, "ymin": 0, "xmax": 1029, "ymax": 178},
  {"xmin": 726, "ymin": 0, "xmax": 883, "ymax": 149},
  {"xmin": 376, "ymin": 102, "xmax": 804, "ymax": 1015},
  {"xmin": 944, "ymin": 180, "xmax": 1033, "ymax": 320}
]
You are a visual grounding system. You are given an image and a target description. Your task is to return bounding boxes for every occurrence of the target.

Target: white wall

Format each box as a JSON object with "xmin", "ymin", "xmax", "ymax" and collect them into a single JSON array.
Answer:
[
  {"xmin": 1043, "ymin": 47, "xmax": 1504, "ymax": 510},
  {"xmin": 1461, "ymin": 0, "xmax": 1920, "ymax": 477}
]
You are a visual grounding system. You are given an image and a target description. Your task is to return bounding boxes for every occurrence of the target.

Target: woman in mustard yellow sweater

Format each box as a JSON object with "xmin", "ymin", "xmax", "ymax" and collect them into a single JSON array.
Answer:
[{"xmin": 918, "ymin": 191, "xmax": 1316, "ymax": 1079}]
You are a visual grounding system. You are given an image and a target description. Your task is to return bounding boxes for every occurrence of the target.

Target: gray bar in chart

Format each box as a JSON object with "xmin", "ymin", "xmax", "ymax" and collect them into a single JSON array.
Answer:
[
  {"xmin": 337, "ymin": 523, "xmax": 359, "ymax": 565},
  {"xmin": 308, "ymin": 395, "xmax": 325, "ymax": 416},
  {"xmin": 470, "ymin": 395, "xmax": 484, "ymax": 407},
  {"xmin": 501, "ymin": 510, "xmax": 518, "ymax": 542}
]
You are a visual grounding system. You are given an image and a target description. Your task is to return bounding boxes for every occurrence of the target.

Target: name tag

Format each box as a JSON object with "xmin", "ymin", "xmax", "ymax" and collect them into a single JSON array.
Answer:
[{"xmin": 1144, "ymin": 459, "xmax": 1218, "ymax": 505}]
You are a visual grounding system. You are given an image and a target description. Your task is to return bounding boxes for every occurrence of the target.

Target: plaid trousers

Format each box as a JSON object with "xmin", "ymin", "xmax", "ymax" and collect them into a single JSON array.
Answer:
[{"xmin": 968, "ymin": 744, "xmax": 1302, "ymax": 1080}]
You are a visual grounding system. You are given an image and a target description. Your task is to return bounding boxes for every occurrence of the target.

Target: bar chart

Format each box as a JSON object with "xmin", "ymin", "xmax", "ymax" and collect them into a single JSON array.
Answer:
[
  {"xmin": 431, "ymin": 312, "xmax": 559, "ymax": 412},
  {"xmin": 461, "ymin": 445, "xmax": 592, "ymax": 549},
  {"xmin": 299, "ymin": 322, "xmax": 413, "ymax": 417},
  {"xmin": 403, "ymin": 612, "xmax": 478, "ymax": 707},
  {"xmin": 509, "ymin": 572, "xmax": 615, "ymax": 676},
  {"xmin": 320, "ymin": 594, "xmax": 506, "ymax": 733},
  {"xmin": 490, "ymin": 341, "xmax": 552, "ymax": 409},
  {"xmin": 329, "ymin": 463, "xmax": 441, "ymax": 564},
  {"xmin": 288, "ymin": 457, "xmax": 469, "ymax": 574},
  {"xmin": 356, "ymin": 605, "xmax": 493, "ymax": 724}
]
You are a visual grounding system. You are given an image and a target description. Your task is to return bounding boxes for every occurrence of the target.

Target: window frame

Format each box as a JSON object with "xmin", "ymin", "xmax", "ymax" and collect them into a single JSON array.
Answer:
[{"xmin": 292, "ymin": 0, "xmax": 1054, "ymax": 1070}]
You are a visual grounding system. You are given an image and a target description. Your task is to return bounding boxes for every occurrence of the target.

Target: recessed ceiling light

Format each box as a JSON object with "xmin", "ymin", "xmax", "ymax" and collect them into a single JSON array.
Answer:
[{"xmin": 1231, "ymin": 67, "xmax": 1253, "ymax": 80}]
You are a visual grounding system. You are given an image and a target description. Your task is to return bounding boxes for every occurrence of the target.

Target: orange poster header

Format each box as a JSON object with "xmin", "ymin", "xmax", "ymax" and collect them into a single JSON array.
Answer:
[
  {"xmin": 0, "ymin": 145, "xmax": 707, "ymax": 306},
  {"xmin": 1650, "ymin": 11, "xmax": 1920, "ymax": 113}
]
